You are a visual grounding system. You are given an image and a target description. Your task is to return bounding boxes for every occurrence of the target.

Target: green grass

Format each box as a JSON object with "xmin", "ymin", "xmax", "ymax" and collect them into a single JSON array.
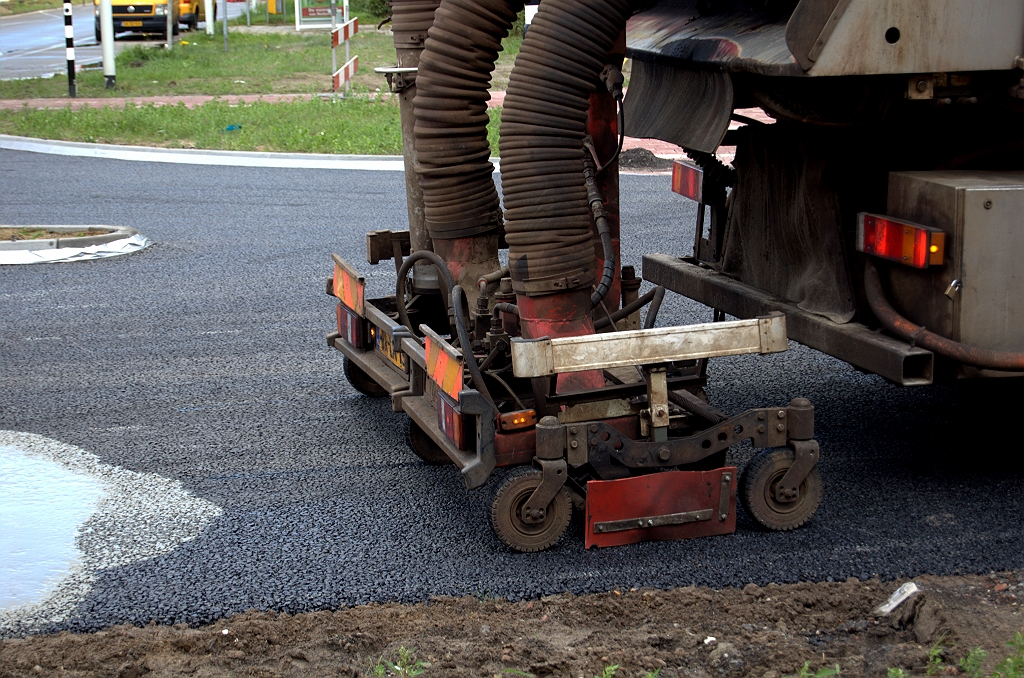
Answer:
[
  {"xmin": 0, "ymin": 22, "xmax": 520, "ymax": 98},
  {"xmin": 0, "ymin": 0, "xmax": 90, "ymax": 15},
  {"xmin": 0, "ymin": 98, "xmax": 501, "ymax": 155},
  {"xmin": 370, "ymin": 646, "xmax": 428, "ymax": 677},
  {"xmin": 0, "ymin": 97, "xmax": 404, "ymax": 153}
]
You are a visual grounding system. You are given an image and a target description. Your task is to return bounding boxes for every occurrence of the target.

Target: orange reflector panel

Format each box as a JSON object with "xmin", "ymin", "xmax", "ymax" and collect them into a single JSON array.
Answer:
[
  {"xmin": 331, "ymin": 253, "xmax": 366, "ymax": 316},
  {"xmin": 856, "ymin": 213, "xmax": 945, "ymax": 269},
  {"xmin": 671, "ymin": 160, "xmax": 703, "ymax": 203},
  {"xmin": 498, "ymin": 409, "xmax": 537, "ymax": 431},
  {"xmin": 424, "ymin": 333, "xmax": 464, "ymax": 401}
]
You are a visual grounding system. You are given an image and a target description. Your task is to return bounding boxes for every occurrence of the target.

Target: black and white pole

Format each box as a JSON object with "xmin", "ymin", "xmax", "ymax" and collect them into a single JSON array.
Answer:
[
  {"xmin": 330, "ymin": 0, "xmax": 337, "ymax": 88},
  {"xmin": 63, "ymin": 0, "xmax": 76, "ymax": 98}
]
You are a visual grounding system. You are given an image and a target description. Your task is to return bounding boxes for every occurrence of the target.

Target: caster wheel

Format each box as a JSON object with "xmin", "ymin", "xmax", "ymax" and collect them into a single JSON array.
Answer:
[
  {"xmin": 343, "ymin": 356, "xmax": 388, "ymax": 397},
  {"xmin": 739, "ymin": 447, "xmax": 822, "ymax": 531},
  {"xmin": 407, "ymin": 420, "xmax": 451, "ymax": 465},
  {"xmin": 491, "ymin": 467, "xmax": 571, "ymax": 553}
]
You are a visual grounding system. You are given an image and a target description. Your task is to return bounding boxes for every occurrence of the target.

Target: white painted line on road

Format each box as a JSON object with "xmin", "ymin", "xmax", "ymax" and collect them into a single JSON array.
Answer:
[{"xmin": 0, "ymin": 135, "xmax": 409, "ymax": 171}]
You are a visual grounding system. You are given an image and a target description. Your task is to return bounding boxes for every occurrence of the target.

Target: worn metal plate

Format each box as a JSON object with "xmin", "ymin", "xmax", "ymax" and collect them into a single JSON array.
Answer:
[
  {"xmin": 331, "ymin": 253, "xmax": 365, "ymax": 317},
  {"xmin": 585, "ymin": 467, "xmax": 737, "ymax": 548},
  {"xmin": 510, "ymin": 316, "xmax": 786, "ymax": 378}
]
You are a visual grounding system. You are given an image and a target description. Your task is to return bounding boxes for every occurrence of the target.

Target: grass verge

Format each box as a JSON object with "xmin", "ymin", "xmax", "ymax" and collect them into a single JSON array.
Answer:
[
  {"xmin": 0, "ymin": 0, "xmax": 89, "ymax": 15},
  {"xmin": 0, "ymin": 98, "xmax": 502, "ymax": 155},
  {"xmin": 0, "ymin": 21, "xmax": 521, "ymax": 99}
]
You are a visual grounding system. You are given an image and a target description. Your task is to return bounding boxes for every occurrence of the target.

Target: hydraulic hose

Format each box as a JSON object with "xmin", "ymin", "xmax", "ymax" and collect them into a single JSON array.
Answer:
[
  {"xmin": 864, "ymin": 259, "xmax": 1024, "ymax": 372},
  {"xmin": 642, "ymin": 285, "xmax": 665, "ymax": 329},
  {"xmin": 499, "ymin": 0, "xmax": 633, "ymax": 298},
  {"xmin": 583, "ymin": 153, "xmax": 615, "ymax": 308},
  {"xmin": 592, "ymin": 286, "xmax": 660, "ymax": 330},
  {"xmin": 413, "ymin": 0, "xmax": 522, "ymax": 241},
  {"xmin": 668, "ymin": 390, "xmax": 727, "ymax": 425},
  {"xmin": 452, "ymin": 284, "xmax": 495, "ymax": 404},
  {"xmin": 396, "ymin": 250, "xmax": 457, "ymax": 334}
]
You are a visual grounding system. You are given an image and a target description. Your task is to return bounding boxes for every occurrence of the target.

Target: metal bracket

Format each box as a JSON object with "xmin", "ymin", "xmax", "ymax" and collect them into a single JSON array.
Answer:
[
  {"xmin": 459, "ymin": 390, "xmax": 497, "ymax": 490},
  {"xmin": 594, "ymin": 508, "xmax": 712, "ymax": 534},
  {"xmin": 522, "ymin": 458, "xmax": 567, "ymax": 524},
  {"xmin": 718, "ymin": 470, "xmax": 732, "ymax": 521},
  {"xmin": 646, "ymin": 366, "xmax": 669, "ymax": 442},
  {"xmin": 373, "ymin": 66, "xmax": 417, "ymax": 93},
  {"xmin": 775, "ymin": 439, "xmax": 819, "ymax": 502}
]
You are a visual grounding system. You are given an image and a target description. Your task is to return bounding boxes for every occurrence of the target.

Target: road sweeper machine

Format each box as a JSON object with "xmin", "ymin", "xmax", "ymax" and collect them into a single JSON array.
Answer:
[{"xmin": 326, "ymin": 0, "xmax": 1024, "ymax": 551}]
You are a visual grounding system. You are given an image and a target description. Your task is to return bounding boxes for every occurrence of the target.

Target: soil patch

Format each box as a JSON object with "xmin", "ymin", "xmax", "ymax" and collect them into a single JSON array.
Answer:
[
  {"xmin": 2, "ymin": 573, "xmax": 1021, "ymax": 677},
  {"xmin": 0, "ymin": 228, "xmax": 112, "ymax": 241}
]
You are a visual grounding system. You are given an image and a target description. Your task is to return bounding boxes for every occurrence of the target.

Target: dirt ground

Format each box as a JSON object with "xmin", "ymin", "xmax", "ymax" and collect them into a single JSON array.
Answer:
[{"xmin": 2, "ymin": 572, "xmax": 1022, "ymax": 678}]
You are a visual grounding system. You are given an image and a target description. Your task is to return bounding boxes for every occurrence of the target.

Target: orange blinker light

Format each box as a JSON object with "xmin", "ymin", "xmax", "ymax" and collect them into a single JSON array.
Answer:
[
  {"xmin": 498, "ymin": 409, "xmax": 537, "ymax": 431},
  {"xmin": 856, "ymin": 213, "xmax": 945, "ymax": 269},
  {"xmin": 671, "ymin": 160, "xmax": 703, "ymax": 203}
]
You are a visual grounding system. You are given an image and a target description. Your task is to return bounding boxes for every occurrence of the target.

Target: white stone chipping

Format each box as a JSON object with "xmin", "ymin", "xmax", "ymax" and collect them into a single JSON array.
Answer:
[{"xmin": 0, "ymin": 431, "xmax": 222, "ymax": 637}]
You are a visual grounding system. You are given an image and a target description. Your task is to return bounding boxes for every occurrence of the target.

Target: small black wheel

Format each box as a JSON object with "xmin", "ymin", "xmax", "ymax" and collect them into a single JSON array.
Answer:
[
  {"xmin": 407, "ymin": 420, "xmax": 451, "ymax": 465},
  {"xmin": 739, "ymin": 447, "xmax": 822, "ymax": 531},
  {"xmin": 343, "ymin": 356, "xmax": 388, "ymax": 397},
  {"xmin": 491, "ymin": 467, "xmax": 572, "ymax": 552}
]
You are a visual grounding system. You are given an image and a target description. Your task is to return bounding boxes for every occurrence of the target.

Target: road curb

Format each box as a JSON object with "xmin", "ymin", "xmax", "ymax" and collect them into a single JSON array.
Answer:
[{"xmin": 0, "ymin": 134, "xmax": 407, "ymax": 170}]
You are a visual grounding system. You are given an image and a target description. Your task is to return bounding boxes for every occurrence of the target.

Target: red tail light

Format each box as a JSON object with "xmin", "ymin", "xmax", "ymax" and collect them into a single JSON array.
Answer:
[
  {"xmin": 437, "ymin": 392, "xmax": 468, "ymax": 450},
  {"xmin": 856, "ymin": 213, "xmax": 945, "ymax": 269},
  {"xmin": 671, "ymin": 160, "xmax": 703, "ymax": 202}
]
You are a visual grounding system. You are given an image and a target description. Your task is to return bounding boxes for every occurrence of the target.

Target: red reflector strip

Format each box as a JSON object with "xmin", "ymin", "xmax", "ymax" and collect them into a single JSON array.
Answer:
[
  {"xmin": 671, "ymin": 160, "xmax": 703, "ymax": 202},
  {"xmin": 331, "ymin": 254, "xmax": 366, "ymax": 316},
  {"xmin": 336, "ymin": 303, "xmax": 367, "ymax": 349},
  {"xmin": 856, "ymin": 213, "xmax": 945, "ymax": 269},
  {"xmin": 331, "ymin": 17, "xmax": 358, "ymax": 47},
  {"xmin": 424, "ymin": 333, "xmax": 464, "ymax": 401},
  {"xmin": 498, "ymin": 409, "xmax": 537, "ymax": 431},
  {"xmin": 437, "ymin": 392, "xmax": 467, "ymax": 450}
]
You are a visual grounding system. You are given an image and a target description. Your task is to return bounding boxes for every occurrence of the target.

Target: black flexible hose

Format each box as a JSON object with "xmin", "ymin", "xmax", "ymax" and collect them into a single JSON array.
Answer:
[
  {"xmin": 643, "ymin": 286, "xmax": 665, "ymax": 330},
  {"xmin": 668, "ymin": 390, "xmax": 727, "ymax": 425},
  {"xmin": 499, "ymin": 0, "xmax": 633, "ymax": 296},
  {"xmin": 396, "ymin": 250, "xmax": 457, "ymax": 335},
  {"xmin": 492, "ymin": 302, "xmax": 520, "ymax": 317},
  {"xmin": 452, "ymin": 284, "xmax": 495, "ymax": 404},
  {"xmin": 582, "ymin": 153, "xmax": 615, "ymax": 308},
  {"xmin": 413, "ymin": 0, "xmax": 522, "ymax": 241},
  {"xmin": 592, "ymin": 286, "xmax": 660, "ymax": 330}
]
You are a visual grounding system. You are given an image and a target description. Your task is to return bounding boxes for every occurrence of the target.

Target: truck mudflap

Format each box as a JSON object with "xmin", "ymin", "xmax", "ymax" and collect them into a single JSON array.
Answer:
[{"xmin": 585, "ymin": 467, "xmax": 737, "ymax": 549}]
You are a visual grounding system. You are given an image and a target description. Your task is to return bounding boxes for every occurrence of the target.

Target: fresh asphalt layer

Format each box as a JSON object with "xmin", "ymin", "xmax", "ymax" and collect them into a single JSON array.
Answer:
[{"xmin": 1, "ymin": 147, "xmax": 1021, "ymax": 635}]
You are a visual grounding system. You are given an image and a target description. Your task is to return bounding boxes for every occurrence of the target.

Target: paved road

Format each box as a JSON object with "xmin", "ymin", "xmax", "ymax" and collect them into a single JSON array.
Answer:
[
  {"xmin": 1, "ymin": 148, "xmax": 1021, "ymax": 635},
  {"xmin": 0, "ymin": 3, "xmax": 244, "ymax": 79}
]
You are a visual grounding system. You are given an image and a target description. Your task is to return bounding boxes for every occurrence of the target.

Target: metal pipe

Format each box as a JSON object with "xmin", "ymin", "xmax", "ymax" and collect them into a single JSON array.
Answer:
[
  {"xmin": 668, "ymin": 389, "xmax": 727, "ymax": 425},
  {"xmin": 864, "ymin": 259, "xmax": 1024, "ymax": 372}
]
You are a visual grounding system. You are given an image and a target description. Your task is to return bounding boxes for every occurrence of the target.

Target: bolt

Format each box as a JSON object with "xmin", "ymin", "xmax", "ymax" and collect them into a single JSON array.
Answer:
[
  {"xmin": 658, "ymin": 448, "xmax": 671, "ymax": 461},
  {"xmin": 757, "ymin": 424, "xmax": 766, "ymax": 434},
  {"xmin": 777, "ymin": 410, "xmax": 786, "ymax": 419},
  {"xmin": 570, "ymin": 427, "xmax": 578, "ymax": 434},
  {"xmin": 916, "ymin": 79, "xmax": 928, "ymax": 92},
  {"xmin": 637, "ymin": 519, "xmax": 644, "ymax": 527},
  {"xmin": 570, "ymin": 440, "xmax": 578, "ymax": 449},
  {"xmin": 589, "ymin": 425, "xmax": 598, "ymax": 433},
  {"xmin": 984, "ymin": 200, "xmax": 993, "ymax": 209},
  {"xmin": 777, "ymin": 423, "xmax": 785, "ymax": 432},
  {"xmin": 590, "ymin": 438, "xmax": 598, "ymax": 446},
  {"xmin": 720, "ymin": 513, "xmax": 728, "ymax": 521},
  {"xmin": 757, "ymin": 412, "xmax": 766, "ymax": 421},
  {"xmin": 655, "ymin": 407, "xmax": 666, "ymax": 417}
]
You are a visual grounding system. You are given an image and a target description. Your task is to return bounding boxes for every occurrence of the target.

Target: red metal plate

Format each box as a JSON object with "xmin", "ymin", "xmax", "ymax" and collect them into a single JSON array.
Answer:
[{"xmin": 585, "ymin": 468, "xmax": 737, "ymax": 548}]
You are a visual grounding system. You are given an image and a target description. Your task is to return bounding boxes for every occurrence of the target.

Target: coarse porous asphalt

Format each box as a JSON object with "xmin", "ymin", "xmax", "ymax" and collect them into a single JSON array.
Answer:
[{"xmin": 1, "ymin": 148, "xmax": 1022, "ymax": 636}]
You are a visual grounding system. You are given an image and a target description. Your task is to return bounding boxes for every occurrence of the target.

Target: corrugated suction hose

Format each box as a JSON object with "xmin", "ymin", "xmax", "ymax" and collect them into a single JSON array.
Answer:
[
  {"xmin": 413, "ymin": 0, "xmax": 522, "ymax": 241},
  {"xmin": 499, "ymin": 0, "xmax": 633, "ymax": 297}
]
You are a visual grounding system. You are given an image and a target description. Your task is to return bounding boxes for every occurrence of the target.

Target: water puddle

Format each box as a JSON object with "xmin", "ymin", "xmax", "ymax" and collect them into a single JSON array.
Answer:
[{"xmin": 0, "ymin": 446, "xmax": 106, "ymax": 608}]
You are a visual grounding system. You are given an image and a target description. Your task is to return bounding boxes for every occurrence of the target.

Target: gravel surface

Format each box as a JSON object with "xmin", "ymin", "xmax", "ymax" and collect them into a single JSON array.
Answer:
[{"xmin": 1, "ymin": 148, "xmax": 1021, "ymax": 636}]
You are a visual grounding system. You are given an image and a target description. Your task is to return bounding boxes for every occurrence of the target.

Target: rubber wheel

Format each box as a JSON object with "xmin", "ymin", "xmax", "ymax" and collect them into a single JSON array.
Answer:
[
  {"xmin": 407, "ymin": 420, "xmax": 451, "ymax": 465},
  {"xmin": 491, "ymin": 467, "xmax": 572, "ymax": 553},
  {"xmin": 739, "ymin": 447, "xmax": 822, "ymax": 531},
  {"xmin": 343, "ymin": 356, "xmax": 388, "ymax": 397}
]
